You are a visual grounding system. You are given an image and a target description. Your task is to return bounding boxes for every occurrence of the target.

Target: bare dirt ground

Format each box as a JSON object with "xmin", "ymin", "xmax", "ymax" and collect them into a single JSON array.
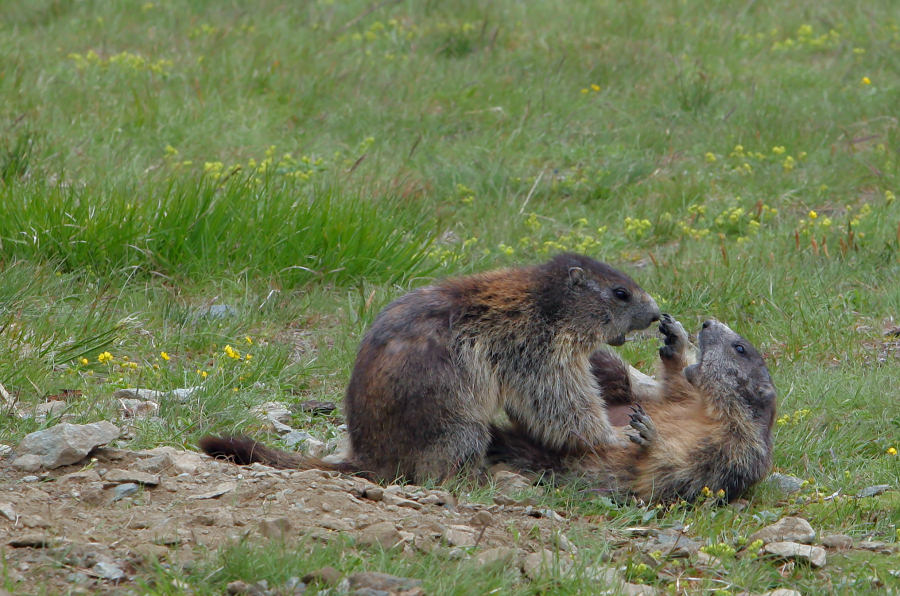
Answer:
[{"xmin": 0, "ymin": 447, "xmax": 607, "ymax": 594}]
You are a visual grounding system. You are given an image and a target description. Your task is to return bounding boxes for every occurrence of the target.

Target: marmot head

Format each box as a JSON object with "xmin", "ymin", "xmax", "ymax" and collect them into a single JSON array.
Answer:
[
  {"xmin": 536, "ymin": 253, "xmax": 660, "ymax": 346},
  {"xmin": 685, "ymin": 320, "xmax": 777, "ymax": 424}
]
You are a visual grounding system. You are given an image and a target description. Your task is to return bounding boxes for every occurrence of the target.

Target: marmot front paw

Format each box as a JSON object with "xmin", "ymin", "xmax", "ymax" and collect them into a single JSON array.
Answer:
[
  {"xmin": 658, "ymin": 314, "xmax": 688, "ymax": 361},
  {"xmin": 626, "ymin": 404, "xmax": 657, "ymax": 447}
]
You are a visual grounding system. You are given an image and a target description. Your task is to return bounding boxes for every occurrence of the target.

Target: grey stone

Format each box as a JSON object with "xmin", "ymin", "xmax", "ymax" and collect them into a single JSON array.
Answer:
[
  {"xmin": 103, "ymin": 469, "xmax": 160, "ymax": 486},
  {"xmin": 357, "ymin": 521, "xmax": 402, "ymax": 549},
  {"xmin": 493, "ymin": 470, "xmax": 533, "ymax": 495},
  {"xmin": 765, "ymin": 473, "xmax": 804, "ymax": 494},
  {"xmin": 855, "ymin": 484, "xmax": 891, "ymax": 498},
  {"xmin": 198, "ymin": 304, "xmax": 238, "ymax": 319},
  {"xmin": 135, "ymin": 453, "xmax": 175, "ymax": 474},
  {"xmin": 0, "ymin": 444, "xmax": 11, "ymax": 456},
  {"xmin": 303, "ymin": 566, "xmax": 341, "ymax": 586},
  {"xmin": 16, "ymin": 421, "xmax": 119, "ymax": 469},
  {"xmin": 857, "ymin": 541, "xmax": 894, "ymax": 554},
  {"xmin": 521, "ymin": 549, "xmax": 573, "ymax": 580},
  {"xmin": 347, "ymin": 572, "xmax": 423, "ymax": 594},
  {"xmin": 442, "ymin": 525, "xmax": 477, "ymax": 547},
  {"xmin": 117, "ymin": 398, "xmax": 159, "ymax": 418},
  {"xmin": 0, "ymin": 502, "xmax": 16, "ymax": 522},
  {"xmin": 258, "ymin": 517, "xmax": 292, "ymax": 539},
  {"xmin": 8, "ymin": 533, "xmax": 53, "ymax": 548},
  {"xmin": 364, "ymin": 487, "xmax": 384, "ymax": 501},
  {"xmin": 822, "ymin": 534, "xmax": 853, "ymax": 549},
  {"xmin": 58, "ymin": 470, "xmax": 102, "ymax": 483},
  {"xmin": 22, "ymin": 475, "xmax": 40, "ymax": 483},
  {"xmin": 112, "ymin": 483, "xmax": 140, "ymax": 502},
  {"xmin": 761, "ymin": 590, "xmax": 802, "ymax": 596},
  {"xmin": 765, "ymin": 541, "xmax": 826, "ymax": 567},
  {"xmin": 749, "ymin": 516, "xmax": 815, "ymax": 545},
  {"xmin": 476, "ymin": 547, "xmax": 517, "ymax": 566},
  {"xmin": 11, "ymin": 454, "xmax": 41, "ymax": 472},
  {"xmin": 93, "ymin": 561, "xmax": 125, "ymax": 581},
  {"xmin": 188, "ymin": 481, "xmax": 236, "ymax": 500},
  {"xmin": 641, "ymin": 531, "xmax": 701, "ymax": 557},
  {"xmin": 114, "ymin": 386, "xmax": 201, "ymax": 403}
]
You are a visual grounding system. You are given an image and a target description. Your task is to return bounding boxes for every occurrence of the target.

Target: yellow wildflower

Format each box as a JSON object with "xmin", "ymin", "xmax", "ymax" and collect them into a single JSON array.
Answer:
[
  {"xmin": 590, "ymin": 83, "xmax": 601, "ymax": 92},
  {"xmin": 888, "ymin": 447, "xmax": 897, "ymax": 455},
  {"xmin": 808, "ymin": 210, "xmax": 818, "ymax": 219},
  {"xmin": 80, "ymin": 357, "xmax": 89, "ymax": 365},
  {"xmin": 772, "ymin": 146, "xmax": 786, "ymax": 155},
  {"xmin": 97, "ymin": 351, "xmax": 113, "ymax": 364},
  {"xmin": 705, "ymin": 152, "xmax": 717, "ymax": 163},
  {"xmin": 160, "ymin": 351, "xmax": 170, "ymax": 361},
  {"xmin": 224, "ymin": 345, "xmax": 241, "ymax": 359},
  {"xmin": 861, "ymin": 76, "xmax": 871, "ymax": 85}
]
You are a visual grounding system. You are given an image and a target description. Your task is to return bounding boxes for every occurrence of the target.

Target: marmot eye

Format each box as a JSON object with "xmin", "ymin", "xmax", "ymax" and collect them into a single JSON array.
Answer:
[
  {"xmin": 613, "ymin": 288, "xmax": 630, "ymax": 301},
  {"xmin": 734, "ymin": 344, "xmax": 746, "ymax": 354}
]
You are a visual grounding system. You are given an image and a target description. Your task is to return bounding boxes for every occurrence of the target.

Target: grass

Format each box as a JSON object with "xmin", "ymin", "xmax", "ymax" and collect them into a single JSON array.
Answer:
[{"xmin": 1, "ymin": 0, "xmax": 899, "ymax": 593}]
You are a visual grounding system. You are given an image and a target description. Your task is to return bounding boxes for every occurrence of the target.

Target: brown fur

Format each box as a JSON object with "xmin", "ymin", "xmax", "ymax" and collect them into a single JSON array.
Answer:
[
  {"xmin": 200, "ymin": 253, "xmax": 660, "ymax": 483},
  {"xmin": 488, "ymin": 316, "xmax": 777, "ymax": 502}
]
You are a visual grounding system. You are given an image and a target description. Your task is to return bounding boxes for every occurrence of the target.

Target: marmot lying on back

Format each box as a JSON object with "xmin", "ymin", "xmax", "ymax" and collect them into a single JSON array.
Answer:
[
  {"xmin": 488, "ymin": 315, "xmax": 777, "ymax": 502},
  {"xmin": 201, "ymin": 253, "xmax": 660, "ymax": 482}
]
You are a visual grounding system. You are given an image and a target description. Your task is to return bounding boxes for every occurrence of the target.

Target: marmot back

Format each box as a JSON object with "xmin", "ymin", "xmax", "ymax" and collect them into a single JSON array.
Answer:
[
  {"xmin": 201, "ymin": 253, "xmax": 660, "ymax": 483},
  {"xmin": 488, "ymin": 315, "xmax": 777, "ymax": 502}
]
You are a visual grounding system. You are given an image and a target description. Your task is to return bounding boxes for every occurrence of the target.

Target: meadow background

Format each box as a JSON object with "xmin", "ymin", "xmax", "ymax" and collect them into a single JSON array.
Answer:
[{"xmin": 1, "ymin": 0, "xmax": 898, "ymax": 593}]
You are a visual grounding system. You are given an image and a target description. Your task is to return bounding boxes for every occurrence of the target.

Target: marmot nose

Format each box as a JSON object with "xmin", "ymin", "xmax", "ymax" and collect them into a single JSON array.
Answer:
[{"xmin": 702, "ymin": 320, "xmax": 712, "ymax": 329}]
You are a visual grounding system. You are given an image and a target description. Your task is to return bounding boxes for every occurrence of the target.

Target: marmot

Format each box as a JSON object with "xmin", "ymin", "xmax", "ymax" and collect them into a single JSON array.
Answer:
[
  {"xmin": 487, "ymin": 315, "xmax": 777, "ymax": 502},
  {"xmin": 200, "ymin": 253, "xmax": 661, "ymax": 483}
]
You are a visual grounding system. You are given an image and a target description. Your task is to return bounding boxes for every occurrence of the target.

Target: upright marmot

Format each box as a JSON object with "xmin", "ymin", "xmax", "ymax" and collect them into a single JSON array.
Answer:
[
  {"xmin": 201, "ymin": 253, "xmax": 660, "ymax": 483},
  {"xmin": 488, "ymin": 315, "xmax": 777, "ymax": 502}
]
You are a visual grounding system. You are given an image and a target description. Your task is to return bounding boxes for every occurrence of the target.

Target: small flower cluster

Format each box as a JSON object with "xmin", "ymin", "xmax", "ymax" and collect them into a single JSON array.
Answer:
[
  {"xmin": 68, "ymin": 50, "xmax": 172, "ymax": 75},
  {"xmin": 776, "ymin": 408, "xmax": 810, "ymax": 426},
  {"xmin": 771, "ymin": 24, "xmax": 841, "ymax": 52}
]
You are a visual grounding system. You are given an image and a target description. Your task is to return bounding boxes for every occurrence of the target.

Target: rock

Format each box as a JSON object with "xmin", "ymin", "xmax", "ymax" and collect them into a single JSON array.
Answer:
[
  {"xmin": 11, "ymin": 454, "xmax": 41, "ymax": 472},
  {"xmin": 282, "ymin": 430, "xmax": 326, "ymax": 457},
  {"xmin": 8, "ymin": 533, "xmax": 53, "ymax": 548},
  {"xmin": 253, "ymin": 401, "xmax": 293, "ymax": 433},
  {"xmin": 0, "ymin": 444, "xmax": 11, "ymax": 456},
  {"xmin": 112, "ymin": 483, "xmax": 140, "ymax": 502},
  {"xmin": 15, "ymin": 421, "xmax": 119, "ymax": 469},
  {"xmin": 640, "ymin": 530, "xmax": 700, "ymax": 557},
  {"xmin": 764, "ymin": 541, "xmax": 826, "ymax": 567},
  {"xmin": 225, "ymin": 580, "xmax": 270, "ymax": 596},
  {"xmin": 347, "ymin": 571, "xmax": 423, "ymax": 594},
  {"xmin": 297, "ymin": 400, "xmax": 337, "ymax": 415},
  {"xmin": 103, "ymin": 469, "xmax": 160, "ymax": 486},
  {"xmin": 521, "ymin": 549, "xmax": 572, "ymax": 580},
  {"xmin": 765, "ymin": 473, "xmax": 804, "ymax": 494},
  {"xmin": 442, "ymin": 525, "xmax": 478, "ymax": 547},
  {"xmin": 132, "ymin": 543, "xmax": 170, "ymax": 561},
  {"xmin": 364, "ymin": 487, "xmax": 384, "ymax": 501},
  {"xmin": 857, "ymin": 541, "xmax": 894, "ymax": 554},
  {"xmin": 135, "ymin": 453, "xmax": 175, "ymax": 474},
  {"xmin": 476, "ymin": 547, "xmax": 517, "ymax": 566},
  {"xmin": 493, "ymin": 470, "xmax": 533, "ymax": 495},
  {"xmin": 22, "ymin": 475, "xmax": 40, "ymax": 483},
  {"xmin": 469, "ymin": 511, "xmax": 493, "ymax": 527},
  {"xmin": 761, "ymin": 590, "xmax": 802, "ymax": 596},
  {"xmin": 357, "ymin": 521, "xmax": 402, "ymax": 549},
  {"xmin": 117, "ymin": 398, "xmax": 159, "ymax": 418},
  {"xmin": 188, "ymin": 482, "xmax": 237, "ymax": 500},
  {"xmin": 22, "ymin": 515, "xmax": 49, "ymax": 528},
  {"xmin": 198, "ymin": 304, "xmax": 238, "ymax": 319},
  {"xmin": 113, "ymin": 386, "xmax": 201, "ymax": 403},
  {"xmin": 92, "ymin": 561, "xmax": 125, "ymax": 581},
  {"xmin": 19, "ymin": 400, "xmax": 68, "ymax": 421},
  {"xmin": 749, "ymin": 517, "xmax": 816, "ymax": 545},
  {"xmin": 303, "ymin": 566, "xmax": 341, "ymax": 586},
  {"xmin": 855, "ymin": 484, "xmax": 891, "ymax": 498},
  {"xmin": 822, "ymin": 534, "xmax": 853, "ymax": 550},
  {"xmin": 382, "ymin": 492, "xmax": 422, "ymax": 509},
  {"xmin": 0, "ymin": 502, "xmax": 16, "ymax": 521},
  {"xmin": 58, "ymin": 470, "xmax": 102, "ymax": 484},
  {"xmin": 258, "ymin": 517, "xmax": 292, "ymax": 540},
  {"xmin": 418, "ymin": 489, "xmax": 455, "ymax": 506}
]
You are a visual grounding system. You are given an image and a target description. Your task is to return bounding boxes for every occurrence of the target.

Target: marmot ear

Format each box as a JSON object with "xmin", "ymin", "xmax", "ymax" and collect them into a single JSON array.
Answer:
[{"xmin": 568, "ymin": 266, "xmax": 585, "ymax": 284}]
